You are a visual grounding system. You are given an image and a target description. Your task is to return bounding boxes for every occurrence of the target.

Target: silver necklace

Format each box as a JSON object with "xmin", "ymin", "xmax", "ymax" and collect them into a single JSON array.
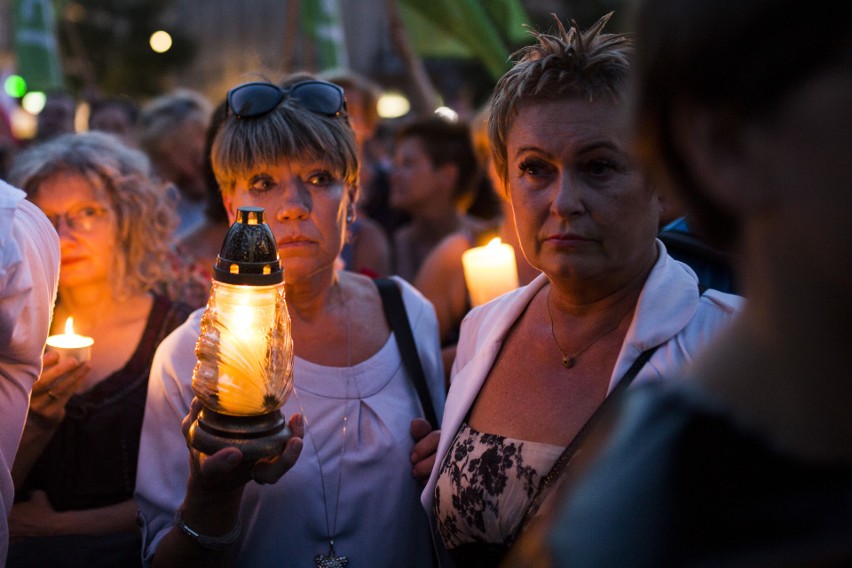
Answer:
[
  {"xmin": 546, "ymin": 286, "xmax": 630, "ymax": 369},
  {"xmin": 295, "ymin": 280, "xmax": 351, "ymax": 568}
]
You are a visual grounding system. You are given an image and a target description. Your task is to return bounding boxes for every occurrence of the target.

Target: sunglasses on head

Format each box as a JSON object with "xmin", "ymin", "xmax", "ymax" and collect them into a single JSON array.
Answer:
[{"xmin": 226, "ymin": 80, "xmax": 346, "ymax": 119}]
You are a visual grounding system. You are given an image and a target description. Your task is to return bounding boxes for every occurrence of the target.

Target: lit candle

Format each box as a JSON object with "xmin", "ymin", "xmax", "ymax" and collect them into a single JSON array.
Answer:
[
  {"xmin": 45, "ymin": 317, "xmax": 94, "ymax": 363},
  {"xmin": 213, "ymin": 284, "xmax": 281, "ymax": 415},
  {"xmin": 461, "ymin": 237, "xmax": 519, "ymax": 307}
]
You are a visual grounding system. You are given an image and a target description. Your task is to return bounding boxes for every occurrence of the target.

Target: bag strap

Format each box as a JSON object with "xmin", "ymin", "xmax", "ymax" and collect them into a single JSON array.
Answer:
[
  {"xmin": 374, "ymin": 278, "xmax": 439, "ymax": 429},
  {"xmin": 514, "ymin": 343, "xmax": 662, "ymax": 539}
]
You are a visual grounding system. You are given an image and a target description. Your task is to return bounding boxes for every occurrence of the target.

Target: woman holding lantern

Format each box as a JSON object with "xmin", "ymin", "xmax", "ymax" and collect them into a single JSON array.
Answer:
[
  {"xmin": 5, "ymin": 131, "xmax": 193, "ymax": 567},
  {"xmin": 136, "ymin": 73, "xmax": 445, "ymax": 567},
  {"xmin": 421, "ymin": 13, "xmax": 744, "ymax": 564}
]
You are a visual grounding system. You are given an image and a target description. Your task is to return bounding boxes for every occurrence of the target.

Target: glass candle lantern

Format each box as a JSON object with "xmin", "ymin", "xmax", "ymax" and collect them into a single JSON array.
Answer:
[{"xmin": 188, "ymin": 206, "xmax": 294, "ymax": 462}]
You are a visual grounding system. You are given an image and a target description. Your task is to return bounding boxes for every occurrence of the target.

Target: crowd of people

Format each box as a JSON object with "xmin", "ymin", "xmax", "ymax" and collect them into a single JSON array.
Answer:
[{"xmin": 1, "ymin": 0, "xmax": 849, "ymax": 566}]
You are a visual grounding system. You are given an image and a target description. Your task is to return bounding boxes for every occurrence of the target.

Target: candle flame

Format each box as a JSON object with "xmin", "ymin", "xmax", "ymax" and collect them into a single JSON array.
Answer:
[
  {"xmin": 486, "ymin": 237, "xmax": 502, "ymax": 249},
  {"xmin": 65, "ymin": 317, "xmax": 75, "ymax": 335}
]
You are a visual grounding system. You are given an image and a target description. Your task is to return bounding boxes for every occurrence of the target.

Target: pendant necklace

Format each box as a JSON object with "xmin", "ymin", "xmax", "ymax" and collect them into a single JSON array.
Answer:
[
  {"xmin": 546, "ymin": 286, "xmax": 630, "ymax": 369},
  {"xmin": 296, "ymin": 280, "xmax": 351, "ymax": 568}
]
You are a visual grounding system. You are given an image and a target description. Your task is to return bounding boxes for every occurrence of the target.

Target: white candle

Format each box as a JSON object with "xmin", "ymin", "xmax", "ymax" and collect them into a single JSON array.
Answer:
[
  {"xmin": 461, "ymin": 238, "xmax": 519, "ymax": 307},
  {"xmin": 45, "ymin": 317, "xmax": 94, "ymax": 363}
]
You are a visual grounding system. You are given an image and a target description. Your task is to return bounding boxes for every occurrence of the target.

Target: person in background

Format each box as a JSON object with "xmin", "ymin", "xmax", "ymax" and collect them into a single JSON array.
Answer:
[
  {"xmin": 88, "ymin": 95, "xmax": 140, "ymax": 148},
  {"xmin": 137, "ymin": 89, "xmax": 212, "ymax": 239},
  {"xmin": 34, "ymin": 90, "xmax": 77, "ymax": 143},
  {"xmin": 415, "ymin": 105, "xmax": 540, "ymax": 382},
  {"xmin": 390, "ymin": 116, "xmax": 485, "ymax": 282},
  {"xmin": 167, "ymin": 99, "xmax": 230, "ymax": 309},
  {"xmin": 318, "ymin": 69, "xmax": 392, "ymax": 277},
  {"xmin": 135, "ymin": 73, "xmax": 444, "ymax": 567},
  {"xmin": 0, "ymin": 180, "xmax": 60, "ymax": 568},
  {"xmin": 528, "ymin": 1, "xmax": 852, "ymax": 565},
  {"xmin": 422, "ymin": 14, "xmax": 743, "ymax": 566},
  {"xmin": 6, "ymin": 132, "xmax": 193, "ymax": 568}
]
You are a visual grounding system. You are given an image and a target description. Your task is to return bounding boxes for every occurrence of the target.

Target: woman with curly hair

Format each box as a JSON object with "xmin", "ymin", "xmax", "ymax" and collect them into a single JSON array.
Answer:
[{"xmin": 5, "ymin": 132, "xmax": 193, "ymax": 567}]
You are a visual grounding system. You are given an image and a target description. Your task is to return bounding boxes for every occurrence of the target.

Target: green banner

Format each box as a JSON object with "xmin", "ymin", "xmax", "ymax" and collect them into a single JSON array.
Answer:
[
  {"xmin": 399, "ymin": 0, "xmax": 531, "ymax": 80},
  {"xmin": 13, "ymin": 0, "xmax": 64, "ymax": 92},
  {"xmin": 301, "ymin": 0, "xmax": 348, "ymax": 71}
]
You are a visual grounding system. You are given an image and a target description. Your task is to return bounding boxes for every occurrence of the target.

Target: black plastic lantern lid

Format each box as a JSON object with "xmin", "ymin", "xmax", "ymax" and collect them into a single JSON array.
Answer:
[{"xmin": 214, "ymin": 207, "xmax": 283, "ymax": 285}]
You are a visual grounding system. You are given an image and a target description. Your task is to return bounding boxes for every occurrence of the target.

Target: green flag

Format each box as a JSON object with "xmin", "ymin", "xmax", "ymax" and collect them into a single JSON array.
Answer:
[
  {"xmin": 301, "ymin": 0, "xmax": 349, "ymax": 71},
  {"xmin": 399, "ymin": 0, "xmax": 531, "ymax": 80},
  {"xmin": 13, "ymin": 0, "xmax": 64, "ymax": 91}
]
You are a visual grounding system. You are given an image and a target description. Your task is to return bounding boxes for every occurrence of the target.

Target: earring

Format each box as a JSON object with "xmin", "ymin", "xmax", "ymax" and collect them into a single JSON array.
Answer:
[{"xmin": 346, "ymin": 205, "xmax": 355, "ymax": 224}]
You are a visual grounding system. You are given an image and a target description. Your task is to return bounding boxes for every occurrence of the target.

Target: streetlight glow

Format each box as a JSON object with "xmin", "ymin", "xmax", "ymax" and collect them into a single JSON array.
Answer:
[{"xmin": 149, "ymin": 30, "xmax": 173, "ymax": 53}]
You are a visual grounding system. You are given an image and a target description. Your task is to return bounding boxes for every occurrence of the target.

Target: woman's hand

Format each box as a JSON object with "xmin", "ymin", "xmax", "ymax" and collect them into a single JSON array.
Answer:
[
  {"xmin": 410, "ymin": 418, "xmax": 440, "ymax": 485},
  {"xmin": 29, "ymin": 350, "xmax": 90, "ymax": 428},
  {"xmin": 181, "ymin": 398, "xmax": 304, "ymax": 497}
]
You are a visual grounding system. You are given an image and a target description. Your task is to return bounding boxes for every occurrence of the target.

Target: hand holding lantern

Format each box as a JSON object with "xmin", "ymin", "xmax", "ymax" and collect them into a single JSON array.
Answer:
[{"xmin": 189, "ymin": 206, "xmax": 294, "ymax": 462}]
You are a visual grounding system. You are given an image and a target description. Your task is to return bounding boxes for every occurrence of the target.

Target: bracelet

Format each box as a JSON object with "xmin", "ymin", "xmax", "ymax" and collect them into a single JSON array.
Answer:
[{"xmin": 174, "ymin": 510, "xmax": 241, "ymax": 550}]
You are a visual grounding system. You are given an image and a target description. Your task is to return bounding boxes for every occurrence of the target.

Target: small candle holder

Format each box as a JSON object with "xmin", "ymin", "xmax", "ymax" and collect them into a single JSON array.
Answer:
[{"xmin": 45, "ymin": 317, "xmax": 94, "ymax": 364}]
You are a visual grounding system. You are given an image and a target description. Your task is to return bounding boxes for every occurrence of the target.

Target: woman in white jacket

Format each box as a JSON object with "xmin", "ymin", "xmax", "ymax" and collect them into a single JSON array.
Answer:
[{"xmin": 422, "ymin": 14, "xmax": 743, "ymax": 566}]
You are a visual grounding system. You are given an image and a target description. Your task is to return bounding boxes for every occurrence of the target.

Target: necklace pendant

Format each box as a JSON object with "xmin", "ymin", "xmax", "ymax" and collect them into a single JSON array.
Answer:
[
  {"xmin": 315, "ymin": 546, "xmax": 349, "ymax": 568},
  {"xmin": 562, "ymin": 355, "xmax": 576, "ymax": 369}
]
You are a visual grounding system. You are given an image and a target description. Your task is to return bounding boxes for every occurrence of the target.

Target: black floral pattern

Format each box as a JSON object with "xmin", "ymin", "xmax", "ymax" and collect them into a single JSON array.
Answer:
[{"xmin": 433, "ymin": 423, "xmax": 561, "ymax": 549}]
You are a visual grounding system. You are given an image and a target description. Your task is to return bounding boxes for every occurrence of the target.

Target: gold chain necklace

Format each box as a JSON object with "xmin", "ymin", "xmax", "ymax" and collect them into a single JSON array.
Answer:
[{"xmin": 546, "ymin": 286, "xmax": 630, "ymax": 369}]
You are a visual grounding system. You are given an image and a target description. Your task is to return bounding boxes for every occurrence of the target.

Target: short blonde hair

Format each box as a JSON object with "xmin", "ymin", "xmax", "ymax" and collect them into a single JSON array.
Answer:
[
  {"xmin": 488, "ymin": 13, "xmax": 632, "ymax": 186},
  {"xmin": 9, "ymin": 132, "xmax": 178, "ymax": 300},
  {"xmin": 212, "ymin": 73, "xmax": 359, "ymax": 198}
]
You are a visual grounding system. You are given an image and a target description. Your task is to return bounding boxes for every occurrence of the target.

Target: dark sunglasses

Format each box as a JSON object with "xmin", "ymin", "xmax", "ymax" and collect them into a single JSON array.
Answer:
[{"xmin": 226, "ymin": 80, "xmax": 346, "ymax": 119}]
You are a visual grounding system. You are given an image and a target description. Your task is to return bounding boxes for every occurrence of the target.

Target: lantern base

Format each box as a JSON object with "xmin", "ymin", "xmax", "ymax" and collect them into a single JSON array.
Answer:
[{"xmin": 188, "ymin": 407, "xmax": 291, "ymax": 463}]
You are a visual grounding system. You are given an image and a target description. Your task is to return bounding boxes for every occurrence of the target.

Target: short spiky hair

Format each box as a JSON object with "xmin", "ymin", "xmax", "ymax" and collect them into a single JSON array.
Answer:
[{"xmin": 488, "ymin": 13, "xmax": 632, "ymax": 188}]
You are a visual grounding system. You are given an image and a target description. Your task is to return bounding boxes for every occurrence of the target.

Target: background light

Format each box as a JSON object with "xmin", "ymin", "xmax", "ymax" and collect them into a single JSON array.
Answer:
[
  {"xmin": 377, "ymin": 92, "xmax": 410, "ymax": 119},
  {"xmin": 149, "ymin": 30, "xmax": 173, "ymax": 53},
  {"xmin": 434, "ymin": 106, "xmax": 458, "ymax": 122},
  {"xmin": 22, "ymin": 91, "xmax": 46, "ymax": 114},
  {"xmin": 4, "ymin": 75, "xmax": 27, "ymax": 98}
]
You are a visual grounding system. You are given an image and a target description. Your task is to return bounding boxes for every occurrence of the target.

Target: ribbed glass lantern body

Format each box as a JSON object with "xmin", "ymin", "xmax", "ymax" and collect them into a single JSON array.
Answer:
[{"xmin": 193, "ymin": 280, "xmax": 293, "ymax": 416}]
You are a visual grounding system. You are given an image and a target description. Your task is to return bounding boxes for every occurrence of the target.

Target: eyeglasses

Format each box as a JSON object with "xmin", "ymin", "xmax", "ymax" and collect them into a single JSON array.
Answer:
[
  {"xmin": 226, "ymin": 80, "xmax": 346, "ymax": 119},
  {"xmin": 47, "ymin": 206, "xmax": 110, "ymax": 233}
]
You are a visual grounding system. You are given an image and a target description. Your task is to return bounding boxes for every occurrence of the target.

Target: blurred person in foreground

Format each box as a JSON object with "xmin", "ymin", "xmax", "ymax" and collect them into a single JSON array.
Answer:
[
  {"xmin": 528, "ymin": 1, "xmax": 852, "ymax": 566},
  {"xmin": 421, "ymin": 13, "xmax": 744, "ymax": 566},
  {"xmin": 0, "ymin": 179, "xmax": 60, "ymax": 567},
  {"xmin": 6, "ymin": 132, "xmax": 193, "ymax": 567},
  {"xmin": 135, "ymin": 73, "xmax": 445, "ymax": 567}
]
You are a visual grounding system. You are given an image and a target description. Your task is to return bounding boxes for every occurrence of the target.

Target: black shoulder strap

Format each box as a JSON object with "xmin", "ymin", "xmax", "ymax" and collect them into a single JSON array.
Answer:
[
  {"xmin": 374, "ymin": 278, "xmax": 439, "ymax": 429},
  {"xmin": 514, "ymin": 343, "xmax": 662, "ymax": 539}
]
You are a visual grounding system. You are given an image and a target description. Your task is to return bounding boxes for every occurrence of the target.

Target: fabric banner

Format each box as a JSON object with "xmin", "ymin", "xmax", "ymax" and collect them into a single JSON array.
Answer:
[
  {"xmin": 301, "ymin": 0, "xmax": 349, "ymax": 71},
  {"xmin": 399, "ymin": 0, "xmax": 531, "ymax": 80},
  {"xmin": 13, "ymin": 0, "xmax": 64, "ymax": 92}
]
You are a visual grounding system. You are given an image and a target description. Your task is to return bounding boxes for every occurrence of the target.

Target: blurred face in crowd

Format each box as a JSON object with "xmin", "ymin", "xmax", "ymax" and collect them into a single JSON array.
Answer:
[
  {"xmin": 153, "ymin": 121, "xmax": 208, "ymax": 201},
  {"xmin": 32, "ymin": 173, "xmax": 118, "ymax": 292},
  {"xmin": 89, "ymin": 103, "xmax": 136, "ymax": 147},
  {"xmin": 36, "ymin": 94, "xmax": 76, "ymax": 141},
  {"xmin": 222, "ymin": 157, "xmax": 354, "ymax": 281},
  {"xmin": 505, "ymin": 97, "xmax": 659, "ymax": 292},
  {"xmin": 390, "ymin": 136, "xmax": 450, "ymax": 213}
]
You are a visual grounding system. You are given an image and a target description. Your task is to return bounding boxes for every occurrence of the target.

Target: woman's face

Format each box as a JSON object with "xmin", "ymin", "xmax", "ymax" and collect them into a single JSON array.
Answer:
[
  {"xmin": 222, "ymin": 158, "xmax": 353, "ymax": 282},
  {"xmin": 32, "ymin": 173, "xmax": 117, "ymax": 291},
  {"xmin": 506, "ymin": 98, "xmax": 659, "ymax": 291}
]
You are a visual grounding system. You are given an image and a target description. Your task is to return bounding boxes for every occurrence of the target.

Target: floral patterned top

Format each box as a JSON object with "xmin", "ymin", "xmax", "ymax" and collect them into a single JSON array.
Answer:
[{"xmin": 433, "ymin": 422, "xmax": 563, "ymax": 550}]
